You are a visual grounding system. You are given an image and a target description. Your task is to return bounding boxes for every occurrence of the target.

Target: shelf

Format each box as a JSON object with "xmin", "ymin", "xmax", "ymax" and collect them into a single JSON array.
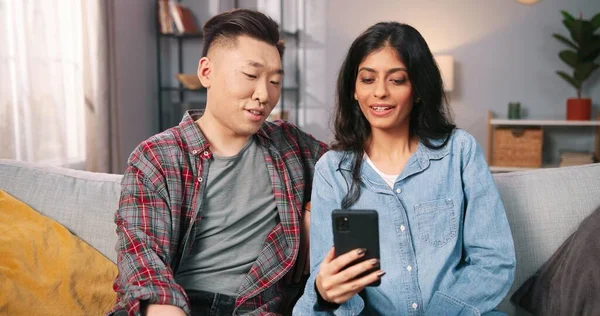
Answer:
[
  {"xmin": 490, "ymin": 119, "xmax": 600, "ymax": 126},
  {"xmin": 160, "ymin": 33, "xmax": 203, "ymax": 39}
]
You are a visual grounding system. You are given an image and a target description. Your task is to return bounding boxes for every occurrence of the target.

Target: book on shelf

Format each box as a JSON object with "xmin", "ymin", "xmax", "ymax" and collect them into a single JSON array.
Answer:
[
  {"xmin": 559, "ymin": 150, "xmax": 596, "ymax": 167},
  {"xmin": 158, "ymin": 0, "xmax": 173, "ymax": 34},
  {"xmin": 158, "ymin": 0, "xmax": 199, "ymax": 35}
]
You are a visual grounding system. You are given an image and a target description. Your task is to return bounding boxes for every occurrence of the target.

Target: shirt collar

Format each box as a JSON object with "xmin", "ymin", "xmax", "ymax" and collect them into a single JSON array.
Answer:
[
  {"xmin": 179, "ymin": 110, "xmax": 272, "ymax": 159},
  {"xmin": 337, "ymin": 137, "xmax": 451, "ymax": 171}
]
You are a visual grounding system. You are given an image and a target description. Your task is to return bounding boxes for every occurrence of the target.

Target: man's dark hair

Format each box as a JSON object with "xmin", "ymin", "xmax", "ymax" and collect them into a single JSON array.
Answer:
[{"xmin": 201, "ymin": 9, "xmax": 284, "ymax": 58}]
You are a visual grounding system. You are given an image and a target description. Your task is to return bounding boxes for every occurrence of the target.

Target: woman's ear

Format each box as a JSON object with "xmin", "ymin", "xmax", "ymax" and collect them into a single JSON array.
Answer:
[{"xmin": 197, "ymin": 57, "xmax": 211, "ymax": 88}]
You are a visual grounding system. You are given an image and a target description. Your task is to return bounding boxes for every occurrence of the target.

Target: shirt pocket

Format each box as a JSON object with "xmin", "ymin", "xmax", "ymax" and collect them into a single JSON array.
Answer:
[{"xmin": 414, "ymin": 198, "xmax": 457, "ymax": 247}]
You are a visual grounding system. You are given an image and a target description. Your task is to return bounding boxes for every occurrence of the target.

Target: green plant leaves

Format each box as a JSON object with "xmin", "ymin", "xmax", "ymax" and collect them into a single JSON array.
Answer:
[
  {"xmin": 568, "ymin": 20, "xmax": 595, "ymax": 45},
  {"xmin": 556, "ymin": 10, "xmax": 599, "ymax": 97},
  {"xmin": 553, "ymin": 34, "xmax": 578, "ymax": 50},
  {"xmin": 581, "ymin": 37, "xmax": 600, "ymax": 60},
  {"xmin": 574, "ymin": 62, "xmax": 599, "ymax": 82},
  {"xmin": 592, "ymin": 12, "xmax": 600, "ymax": 30},
  {"xmin": 561, "ymin": 10, "xmax": 575, "ymax": 22},
  {"xmin": 556, "ymin": 71, "xmax": 580, "ymax": 90},
  {"xmin": 559, "ymin": 50, "xmax": 578, "ymax": 68}
]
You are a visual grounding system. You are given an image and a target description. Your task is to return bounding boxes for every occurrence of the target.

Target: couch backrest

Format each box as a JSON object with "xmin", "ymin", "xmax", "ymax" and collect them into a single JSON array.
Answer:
[
  {"xmin": 493, "ymin": 163, "xmax": 600, "ymax": 315},
  {"xmin": 0, "ymin": 159, "xmax": 122, "ymax": 263},
  {"xmin": 2, "ymin": 159, "xmax": 600, "ymax": 315}
]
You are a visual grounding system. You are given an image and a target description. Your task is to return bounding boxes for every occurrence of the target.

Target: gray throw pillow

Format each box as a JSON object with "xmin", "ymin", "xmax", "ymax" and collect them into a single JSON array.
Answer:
[{"xmin": 510, "ymin": 205, "xmax": 600, "ymax": 316}]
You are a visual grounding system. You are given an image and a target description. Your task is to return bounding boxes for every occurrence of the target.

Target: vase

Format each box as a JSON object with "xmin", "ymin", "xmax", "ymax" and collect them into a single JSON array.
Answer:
[{"xmin": 566, "ymin": 98, "xmax": 592, "ymax": 120}]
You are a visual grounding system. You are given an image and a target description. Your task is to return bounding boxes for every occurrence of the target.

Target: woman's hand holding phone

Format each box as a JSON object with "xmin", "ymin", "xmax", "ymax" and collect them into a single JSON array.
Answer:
[{"xmin": 315, "ymin": 247, "xmax": 385, "ymax": 305}]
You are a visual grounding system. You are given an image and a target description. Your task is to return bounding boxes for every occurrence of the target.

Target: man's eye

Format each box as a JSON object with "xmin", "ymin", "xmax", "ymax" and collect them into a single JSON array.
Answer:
[
  {"xmin": 270, "ymin": 81, "xmax": 281, "ymax": 86},
  {"xmin": 244, "ymin": 73, "xmax": 257, "ymax": 79}
]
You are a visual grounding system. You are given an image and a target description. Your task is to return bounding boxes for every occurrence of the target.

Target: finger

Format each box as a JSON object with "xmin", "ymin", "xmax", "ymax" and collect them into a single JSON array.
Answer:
[
  {"xmin": 327, "ymin": 269, "xmax": 385, "ymax": 303},
  {"xmin": 323, "ymin": 247, "xmax": 336, "ymax": 264},
  {"xmin": 326, "ymin": 248, "xmax": 367, "ymax": 274},
  {"xmin": 350, "ymin": 269, "xmax": 385, "ymax": 289},
  {"xmin": 329, "ymin": 258, "xmax": 379, "ymax": 286}
]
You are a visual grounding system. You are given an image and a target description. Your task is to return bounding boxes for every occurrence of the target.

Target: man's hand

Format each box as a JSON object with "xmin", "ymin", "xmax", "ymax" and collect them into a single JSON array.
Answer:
[
  {"xmin": 145, "ymin": 304, "xmax": 186, "ymax": 316},
  {"xmin": 285, "ymin": 202, "xmax": 311, "ymax": 284}
]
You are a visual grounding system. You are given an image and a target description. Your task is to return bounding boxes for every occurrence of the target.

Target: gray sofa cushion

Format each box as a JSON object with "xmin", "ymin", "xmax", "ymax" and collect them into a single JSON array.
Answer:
[
  {"xmin": 0, "ymin": 159, "xmax": 122, "ymax": 263},
  {"xmin": 493, "ymin": 163, "xmax": 600, "ymax": 315}
]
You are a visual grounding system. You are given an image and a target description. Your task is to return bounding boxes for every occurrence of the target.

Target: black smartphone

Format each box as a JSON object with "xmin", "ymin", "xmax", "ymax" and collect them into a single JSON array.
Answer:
[{"xmin": 331, "ymin": 209, "xmax": 381, "ymax": 287}]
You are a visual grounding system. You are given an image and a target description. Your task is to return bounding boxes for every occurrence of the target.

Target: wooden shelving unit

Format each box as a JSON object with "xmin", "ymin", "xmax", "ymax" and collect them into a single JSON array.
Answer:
[{"xmin": 487, "ymin": 110, "xmax": 600, "ymax": 172}]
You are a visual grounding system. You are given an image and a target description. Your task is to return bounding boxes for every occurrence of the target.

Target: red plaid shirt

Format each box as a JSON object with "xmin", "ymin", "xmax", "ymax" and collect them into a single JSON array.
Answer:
[{"xmin": 110, "ymin": 111, "xmax": 327, "ymax": 315}]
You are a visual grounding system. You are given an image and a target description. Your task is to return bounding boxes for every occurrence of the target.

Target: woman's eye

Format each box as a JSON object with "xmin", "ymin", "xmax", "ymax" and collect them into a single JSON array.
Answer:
[
  {"xmin": 392, "ymin": 78, "xmax": 407, "ymax": 85},
  {"xmin": 360, "ymin": 78, "xmax": 375, "ymax": 84}
]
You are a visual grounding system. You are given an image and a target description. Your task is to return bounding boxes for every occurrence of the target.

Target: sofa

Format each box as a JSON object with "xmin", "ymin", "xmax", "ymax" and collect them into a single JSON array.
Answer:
[{"xmin": 1, "ymin": 158, "xmax": 600, "ymax": 315}]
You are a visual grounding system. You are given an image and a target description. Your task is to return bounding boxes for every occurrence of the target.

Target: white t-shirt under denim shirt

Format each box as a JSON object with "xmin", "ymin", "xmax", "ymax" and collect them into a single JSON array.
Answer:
[
  {"xmin": 364, "ymin": 154, "xmax": 398, "ymax": 189},
  {"xmin": 293, "ymin": 129, "xmax": 516, "ymax": 316}
]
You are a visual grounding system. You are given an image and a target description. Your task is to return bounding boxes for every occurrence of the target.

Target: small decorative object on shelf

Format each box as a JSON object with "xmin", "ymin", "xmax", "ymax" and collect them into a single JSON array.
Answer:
[
  {"xmin": 508, "ymin": 102, "xmax": 521, "ymax": 119},
  {"xmin": 175, "ymin": 73, "xmax": 203, "ymax": 90},
  {"xmin": 553, "ymin": 10, "xmax": 600, "ymax": 121}
]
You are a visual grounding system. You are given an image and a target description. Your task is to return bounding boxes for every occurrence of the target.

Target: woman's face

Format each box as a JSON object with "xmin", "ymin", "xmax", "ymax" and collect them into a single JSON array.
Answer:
[{"xmin": 354, "ymin": 45, "xmax": 414, "ymax": 133}]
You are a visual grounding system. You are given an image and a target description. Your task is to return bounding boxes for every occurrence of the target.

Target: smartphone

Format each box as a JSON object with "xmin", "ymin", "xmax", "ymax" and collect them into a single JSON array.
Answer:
[{"xmin": 331, "ymin": 209, "xmax": 381, "ymax": 287}]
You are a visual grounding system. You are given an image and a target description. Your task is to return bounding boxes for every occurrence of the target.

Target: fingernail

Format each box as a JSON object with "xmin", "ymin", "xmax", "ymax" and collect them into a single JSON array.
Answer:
[
  {"xmin": 357, "ymin": 248, "xmax": 366, "ymax": 255},
  {"xmin": 371, "ymin": 259, "xmax": 379, "ymax": 266},
  {"xmin": 377, "ymin": 271, "xmax": 386, "ymax": 277}
]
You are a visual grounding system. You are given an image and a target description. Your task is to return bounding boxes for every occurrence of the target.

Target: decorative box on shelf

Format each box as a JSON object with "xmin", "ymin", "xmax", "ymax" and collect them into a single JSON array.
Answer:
[{"xmin": 492, "ymin": 127, "xmax": 543, "ymax": 168}]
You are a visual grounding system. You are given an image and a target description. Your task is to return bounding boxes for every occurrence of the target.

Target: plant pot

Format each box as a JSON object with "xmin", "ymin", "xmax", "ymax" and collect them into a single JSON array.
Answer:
[{"xmin": 566, "ymin": 98, "xmax": 592, "ymax": 120}]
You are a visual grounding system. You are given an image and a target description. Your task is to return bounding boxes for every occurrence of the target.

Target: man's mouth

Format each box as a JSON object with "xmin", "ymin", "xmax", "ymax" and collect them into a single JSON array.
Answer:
[{"xmin": 247, "ymin": 109, "xmax": 263, "ymax": 116}]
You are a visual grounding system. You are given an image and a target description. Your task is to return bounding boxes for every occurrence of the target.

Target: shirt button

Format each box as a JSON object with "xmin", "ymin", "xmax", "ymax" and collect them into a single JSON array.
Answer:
[
  {"xmin": 400, "ymin": 225, "xmax": 406, "ymax": 232},
  {"xmin": 395, "ymin": 188, "xmax": 402, "ymax": 194},
  {"xmin": 197, "ymin": 176, "xmax": 203, "ymax": 183},
  {"xmin": 192, "ymin": 150, "xmax": 198, "ymax": 155},
  {"xmin": 412, "ymin": 303, "xmax": 418, "ymax": 310},
  {"xmin": 203, "ymin": 151, "xmax": 209, "ymax": 156},
  {"xmin": 407, "ymin": 265, "xmax": 412, "ymax": 271}
]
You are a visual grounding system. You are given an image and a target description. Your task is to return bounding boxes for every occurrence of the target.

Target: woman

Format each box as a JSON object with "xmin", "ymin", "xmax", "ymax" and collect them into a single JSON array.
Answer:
[{"xmin": 293, "ymin": 22, "xmax": 515, "ymax": 316}]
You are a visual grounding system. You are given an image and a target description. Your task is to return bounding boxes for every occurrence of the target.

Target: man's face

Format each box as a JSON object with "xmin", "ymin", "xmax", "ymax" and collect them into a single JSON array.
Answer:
[{"xmin": 198, "ymin": 35, "xmax": 283, "ymax": 137}]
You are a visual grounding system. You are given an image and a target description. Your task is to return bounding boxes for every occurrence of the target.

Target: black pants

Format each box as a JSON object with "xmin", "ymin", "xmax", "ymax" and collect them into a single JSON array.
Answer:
[{"xmin": 187, "ymin": 290, "xmax": 237, "ymax": 316}]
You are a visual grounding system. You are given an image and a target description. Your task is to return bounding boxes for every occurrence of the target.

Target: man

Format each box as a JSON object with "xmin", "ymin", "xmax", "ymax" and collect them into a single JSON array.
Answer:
[{"xmin": 110, "ymin": 9, "xmax": 327, "ymax": 316}]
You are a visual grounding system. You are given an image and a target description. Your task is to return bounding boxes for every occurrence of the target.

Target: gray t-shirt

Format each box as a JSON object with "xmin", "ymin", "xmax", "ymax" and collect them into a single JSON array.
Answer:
[{"xmin": 175, "ymin": 136, "xmax": 278, "ymax": 296}]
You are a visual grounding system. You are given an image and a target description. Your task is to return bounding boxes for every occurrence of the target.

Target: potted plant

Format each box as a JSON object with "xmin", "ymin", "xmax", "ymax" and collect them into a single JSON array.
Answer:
[{"xmin": 553, "ymin": 11, "xmax": 600, "ymax": 120}]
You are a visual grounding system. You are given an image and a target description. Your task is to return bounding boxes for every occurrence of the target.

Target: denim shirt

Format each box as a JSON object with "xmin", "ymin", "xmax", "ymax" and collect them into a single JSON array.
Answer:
[{"xmin": 293, "ymin": 129, "xmax": 516, "ymax": 316}]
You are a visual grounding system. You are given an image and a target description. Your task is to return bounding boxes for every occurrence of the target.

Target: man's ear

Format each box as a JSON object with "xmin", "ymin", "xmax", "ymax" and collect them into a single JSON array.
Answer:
[{"xmin": 197, "ymin": 56, "xmax": 211, "ymax": 88}]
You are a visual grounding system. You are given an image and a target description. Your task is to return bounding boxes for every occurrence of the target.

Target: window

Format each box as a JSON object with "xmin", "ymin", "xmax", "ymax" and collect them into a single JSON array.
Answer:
[{"xmin": 0, "ymin": 0, "xmax": 86, "ymax": 167}]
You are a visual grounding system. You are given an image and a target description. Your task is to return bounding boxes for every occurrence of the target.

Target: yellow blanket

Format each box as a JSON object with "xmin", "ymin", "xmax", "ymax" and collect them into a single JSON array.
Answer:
[{"xmin": 0, "ymin": 190, "xmax": 117, "ymax": 316}]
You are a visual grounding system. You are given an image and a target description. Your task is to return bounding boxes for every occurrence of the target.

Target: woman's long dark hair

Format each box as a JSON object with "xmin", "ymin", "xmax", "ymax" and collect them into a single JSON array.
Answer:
[{"xmin": 332, "ymin": 22, "xmax": 456, "ymax": 208}]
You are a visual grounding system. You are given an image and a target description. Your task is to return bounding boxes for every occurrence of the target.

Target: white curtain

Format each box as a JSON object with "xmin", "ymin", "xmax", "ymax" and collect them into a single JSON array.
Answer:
[{"xmin": 0, "ymin": 0, "xmax": 118, "ymax": 172}]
